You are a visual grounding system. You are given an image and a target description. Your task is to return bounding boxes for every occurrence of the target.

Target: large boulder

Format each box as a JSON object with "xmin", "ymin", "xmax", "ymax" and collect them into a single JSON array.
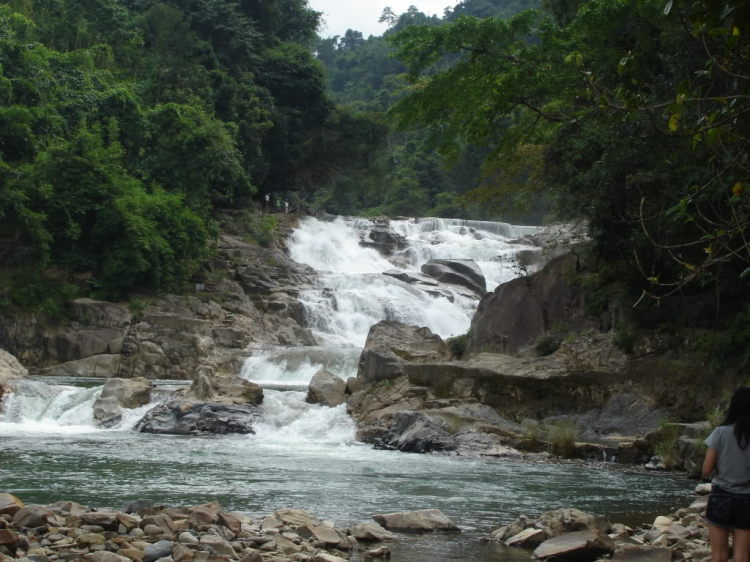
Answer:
[
  {"xmin": 0, "ymin": 493, "xmax": 24, "ymax": 516},
  {"xmin": 93, "ymin": 377, "xmax": 152, "ymax": 427},
  {"xmin": 361, "ymin": 227, "xmax": 406, "ymax": 256},
  {"xmin": 136, "ymin": 401, "xmax": 261, "ymax": 435},
  {"xmin": 382, "ymin": 411, "xmax": 457, "ymax": 453},
  {"xmin": 371, "ymin": 509, "xmax": 460, "ymax": 533},
  {"xmin": 420, "ymin": 259, "xmax": 486, "ymax": 296},
  {"xmin": 466, "ymin": 254, "xmax": 614, "ymax": 357},
  {"xmin": 306, "ymin": 370, "xmax": 347, "ymax": 407},
  {"xmin": 357, "ymin": 321, "xmax": 449, "ymax": 386},
  {"xmin": 0, "ymin": 349, "xmax": 27, "ymax": 402}
]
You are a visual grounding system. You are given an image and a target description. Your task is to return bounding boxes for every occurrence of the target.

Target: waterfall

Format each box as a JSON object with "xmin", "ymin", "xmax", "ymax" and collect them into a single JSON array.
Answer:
[
  {"xmin": 243, "ymin": 215, "xmax": 541, "ymax": 388},
  {"xmin": 0, "ymin": 378, "xmax": 169, "ymax": 433}
]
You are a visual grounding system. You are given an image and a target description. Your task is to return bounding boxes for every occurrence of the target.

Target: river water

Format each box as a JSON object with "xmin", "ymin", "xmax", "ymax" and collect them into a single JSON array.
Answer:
[{"xmin": 0, "ymin": 217, "xmax": 693, "ymax": 561}]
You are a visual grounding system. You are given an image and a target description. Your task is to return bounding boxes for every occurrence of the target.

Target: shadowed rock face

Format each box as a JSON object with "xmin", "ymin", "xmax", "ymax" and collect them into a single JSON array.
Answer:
[{"xmin": 465, "ymin": 254, "xmax": 613, "ymax": 357}]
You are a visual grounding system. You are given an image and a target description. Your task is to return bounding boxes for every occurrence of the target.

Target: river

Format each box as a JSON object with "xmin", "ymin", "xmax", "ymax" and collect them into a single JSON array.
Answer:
[{"xmin": 0, "ymin": 217, "xmax": 693, "ymax": 561}]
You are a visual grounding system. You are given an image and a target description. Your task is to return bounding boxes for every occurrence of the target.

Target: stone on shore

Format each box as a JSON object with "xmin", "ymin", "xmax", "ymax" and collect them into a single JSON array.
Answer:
[
  {"xmin": 533, "ymin": 529, "xmax": 615, "ymax": 560},
  {"xmin": 144, "ymin": 540, "xmax": 174, "ymax": 562},
  {"xmin": 351, "ymin": 522, "xmax": 395, "ymax": 542},
  {"xmin": 306, "ymin": 371, "xmax": 347, "ymax": 407},
  {"xmin": 371, "ymin": 509, "xmax": 460, "ymax": 533},
  {"xmin": 504, "ymin": 528, "xmax": 546, "ymax": 547},
  {"xmin": 536, "ymin": 508, "xmax": 611, "ymax": 538},
  {"xmin": 611, "ymin": 545, "xmax": 672, "ymax": 561},
  {"xmin": 0, "ymin": 493, "xmax": 24, "ymax": 516},
  {"xmin": 13, "ymin": 506, "xmax": 51, "ymax": 528}
]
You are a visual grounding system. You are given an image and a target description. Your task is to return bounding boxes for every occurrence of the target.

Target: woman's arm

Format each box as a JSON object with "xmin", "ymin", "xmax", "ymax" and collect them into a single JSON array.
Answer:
[{"xmin": 703, "ymin": 447, "xmax": 717, "ymax": 477}]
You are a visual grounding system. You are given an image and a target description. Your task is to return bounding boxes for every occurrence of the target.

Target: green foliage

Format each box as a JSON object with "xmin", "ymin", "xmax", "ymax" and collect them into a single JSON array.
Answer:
[
  {"xmin": 534, "ymin": 332, "xmax": 562, "ymax": 356},
  {"xmin": 128, "ymin": 298, "xmax": 146, "ymax": 321},
  {"xmin": 653, "ymin": 420, "xmax": 682, "ymax": 470},
  {"xmin": 0, "ymin": 0, "xmax": 333, "ymax": 304},
  {"xmin": 520, "ymin": 418, "xmax": 542, "ymax": 449},
  {"xmin": 446, "ymin": 332, "xmax": 471, "ymax": 358},
  {"xmin": 613, "ymin": 323, "xmax": 637, "ymax": 354},
  {"xmin": 546, "ymin": 420, "xmax": 578, "ymax": 457}
]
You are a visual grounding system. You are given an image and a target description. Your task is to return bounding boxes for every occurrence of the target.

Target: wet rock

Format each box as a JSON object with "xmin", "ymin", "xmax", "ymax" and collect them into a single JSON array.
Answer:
[
  {"xmin": 533, "ymin": 530, "xmax": 615, "ymax": 561},
  {"xmin": 371, "ymin": 509, "xmax": 460, "ymax": 533},
  {"xmin": 351, "ymin": 522, "xmax": 394, "ymax": 542},
  {"xmin": 382, "ymin": 411, "xmax": 456, "ymax": 453},
  {"xmin": 136, "ymin": 401, "xmax": 261, "ymax": 436},
  {"xmin": 363, "ymin": 321, "xmax": 450, "ymax": 364},
  {"xmin": 361, "ymin": 227, "xmax": 406, "ymax": 256},
  {"xmin": 421, "ymin": 259, "xmax": 486, "ymax": 296},
  {"xmin": 306, "ymin": 371, "xmax": 346, "ymax": 407},
  {"xmin": 94, "ymin": 378, "xmax": 153, "ymax": 427},
  {"xmin": 0, "ymin": 493, "xmax": 24, "ymax": 516}
]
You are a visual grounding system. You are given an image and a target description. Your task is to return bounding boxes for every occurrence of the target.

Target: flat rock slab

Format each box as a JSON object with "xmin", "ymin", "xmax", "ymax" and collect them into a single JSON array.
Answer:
[
  {"xmin": 372, "ymin": 509, "xmax": 460, "ymax": 533},
  {"xmin": 505, "ymin": 528, "xmax": 546, "ymax": 547},
  {"xmin": 533, "ymin": 530, "xmax": 615, "ymax": 561},
  {"xmin": 612, "ymin": 545, "xmax": 672, "ymax": 561},
  {"xmin": 352, "ymin": 522, "xmax": 395, "ymax": 542}
]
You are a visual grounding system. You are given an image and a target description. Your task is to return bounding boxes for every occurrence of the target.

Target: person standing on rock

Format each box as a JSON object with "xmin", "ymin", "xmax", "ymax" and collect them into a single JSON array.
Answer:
[{"xmin": 703, "ymin": 386, "xmax": 750, "ymax": 562}]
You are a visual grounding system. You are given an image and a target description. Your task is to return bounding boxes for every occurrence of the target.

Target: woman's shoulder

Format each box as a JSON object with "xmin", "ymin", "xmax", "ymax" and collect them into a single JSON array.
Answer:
[{"xmin": 705, "ymin": 424, "xmax": 732, "ymax": 448}]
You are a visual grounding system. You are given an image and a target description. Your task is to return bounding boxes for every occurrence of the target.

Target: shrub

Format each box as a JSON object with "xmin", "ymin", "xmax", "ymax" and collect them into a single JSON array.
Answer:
[
  {"xmin": 534, "ymin": 333, "xmax": 562, "ymax": 356},
  {"xmin": 446, "ymin": 332, "xmax": 470, "ymax": 358},
  {"xmin": 653, "ymin": 420, "xmax": 682, "ymax": 470},
  {"xmin": 547, "ymin": 420, "xmax": 579, "ymax": 457},
  {"xmin": 520, "ymin": 418, "xmax": 542, "ymax": 450},
  {"xmin": 613, "ymin": 322, "xmax": 637, "ymax": 353}
]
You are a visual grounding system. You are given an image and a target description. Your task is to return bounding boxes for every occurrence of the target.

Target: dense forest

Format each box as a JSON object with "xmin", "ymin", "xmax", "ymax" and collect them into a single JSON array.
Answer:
[{"xmin": 0, "ymin": 0, "xmax": 748, "ymax": 358}]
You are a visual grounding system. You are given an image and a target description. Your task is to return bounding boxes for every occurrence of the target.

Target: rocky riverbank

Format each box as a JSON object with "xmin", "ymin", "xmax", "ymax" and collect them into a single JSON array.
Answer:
[{"xmin": 0, "ymin": 487, "xmax": 714, "ymax": 562}]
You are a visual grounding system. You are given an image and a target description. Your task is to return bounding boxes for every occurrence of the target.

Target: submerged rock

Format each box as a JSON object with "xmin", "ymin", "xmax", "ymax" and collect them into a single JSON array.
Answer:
[{"xmin": 136, "ymin": 401, "xmax": 261, "ymax": 435}]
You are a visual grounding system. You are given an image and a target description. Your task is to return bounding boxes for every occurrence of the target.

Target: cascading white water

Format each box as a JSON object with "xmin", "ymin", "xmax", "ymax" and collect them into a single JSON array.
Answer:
[
  {"xmin": 0, "ymin": 379, "xmax": 168, "ymax": 433},
  {"xmin": 241, "ymin": 346, "xmax": 361, "ymax": 385}
]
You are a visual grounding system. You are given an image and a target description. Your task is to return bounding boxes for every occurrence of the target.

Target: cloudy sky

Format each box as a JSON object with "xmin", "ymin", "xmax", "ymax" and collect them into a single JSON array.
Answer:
[{"xmin": 309, "ymin": 1, "xmax": 452, "ymax": 38}]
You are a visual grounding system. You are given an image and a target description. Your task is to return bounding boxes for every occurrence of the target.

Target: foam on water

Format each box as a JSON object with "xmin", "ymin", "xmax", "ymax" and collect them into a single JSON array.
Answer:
[{"xmin": 241, "ymin": 346, "xmax": 361, "ymax": 385}]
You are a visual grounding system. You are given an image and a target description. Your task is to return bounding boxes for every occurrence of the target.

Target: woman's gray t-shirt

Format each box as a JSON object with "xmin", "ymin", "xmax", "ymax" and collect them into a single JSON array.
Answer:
[{"xmin": 705, "ymin": 425, "xmax": 750, "ymax": 494}]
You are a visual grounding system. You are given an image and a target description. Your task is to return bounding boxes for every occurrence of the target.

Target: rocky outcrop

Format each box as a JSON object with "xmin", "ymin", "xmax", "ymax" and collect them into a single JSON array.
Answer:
[
  {"xmin": 93, "ymin": 377, "xmax": 153, "ymax": 427},
  {"xmin": 420, "ymin": 259, "xmax": 486, "ymax": 297},
  {"xmin": 0, "ymin": 349, "xmax": 27, "ymax": 403},
  {"xmin": 306, "ymin": 370, "xmax": 347, "ymax": 407},
  {"xmin": 136, "ymin": 402, "xmax": 261, "ymax": 435},
  {"xmin": 466, "ymin": 254, "xmax": 617, "ymax": 357},
  {"xmin": 371, "ymin": 509, "xmax": 460, "ymax": 533}
]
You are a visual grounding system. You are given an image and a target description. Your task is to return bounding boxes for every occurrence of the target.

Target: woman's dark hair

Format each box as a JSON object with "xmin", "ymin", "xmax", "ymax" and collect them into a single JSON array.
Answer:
[{"xmin": 723, "ymin": 386, "xmax": 750, "ymax": 449}]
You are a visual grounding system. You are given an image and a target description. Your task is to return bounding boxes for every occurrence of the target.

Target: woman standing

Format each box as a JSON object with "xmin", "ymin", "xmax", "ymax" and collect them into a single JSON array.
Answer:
[{"xmin": 703, "ymin": 387, "xmax": 750, "ymax": 562}]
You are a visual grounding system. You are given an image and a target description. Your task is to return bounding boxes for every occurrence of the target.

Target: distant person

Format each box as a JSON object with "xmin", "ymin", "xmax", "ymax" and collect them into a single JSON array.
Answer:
[
  {"xmin": 264, "ymin": 193, "xmax": 270, "ymax": 211},
  {"xmin": 703, "ymin": 386, "xmax": 750, "ymax": 562},
  {"xmin": 284, "ymin": 200, "xmax": 289, "ymax": 214},
  {"xmin": 276, "ymin": 198, "xmax": 281, "ymax": 210}
]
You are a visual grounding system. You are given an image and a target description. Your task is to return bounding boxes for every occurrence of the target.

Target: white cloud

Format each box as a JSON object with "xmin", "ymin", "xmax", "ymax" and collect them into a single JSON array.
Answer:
[{"xmin": 309, "ymin": 0, "xmax": 452, "ymax": 38}]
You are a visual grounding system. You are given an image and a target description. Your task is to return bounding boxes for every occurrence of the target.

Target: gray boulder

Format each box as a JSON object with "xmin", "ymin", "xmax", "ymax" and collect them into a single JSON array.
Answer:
[
  {"xmin": 420, "ymin": 259, "xmax": 486, "ymax": 296},
  {"xmin": 144, "ymin": 541, "xmax": 174, "ymax": 562},
  {"xmin": 0, "ymin": 349, "xmax": 27, "ymax": 402},
  {"xmin": 13, "ymin": 506, "xmax": 50, "ymax": 528},
  {"xmin": 306, "ymin": 370, "xmax": 347, "ymax": 407},
  {"xmin": 136, "ymin": 401, "xmax": 261, "ymax": 435},
  {"xmin": 372, "ymin": 509, "xmax": 460, "ymax": 533},
  {"xmin": 382, "ymin": 411, "xmax": 456, "ymax": 454},
  {"xmin": 361, "ymin": 227, "xmax": 406, "ymax": 256},
  {"xmin": 93, "ymin": 377, "xmax": 153, "ymax": 427}
]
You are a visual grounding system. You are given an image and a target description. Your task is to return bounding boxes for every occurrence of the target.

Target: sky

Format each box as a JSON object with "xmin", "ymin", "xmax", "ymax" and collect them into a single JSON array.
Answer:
[{"xmin": 308, "ymin": 0, "xmax": 452, "ymax": 38}]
